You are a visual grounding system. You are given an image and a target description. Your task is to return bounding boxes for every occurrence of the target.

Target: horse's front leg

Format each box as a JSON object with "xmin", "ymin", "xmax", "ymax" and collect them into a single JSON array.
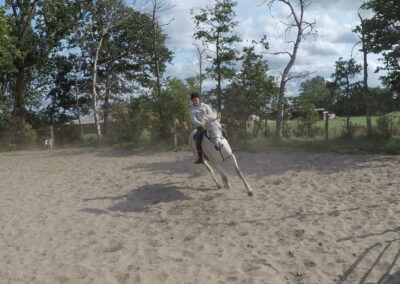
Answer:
[
  {"xmin": 231, "ymin": 155, "xmax": 254, "ymax": 196},
  {"xmin": 215, "ymin": 164, "xmax": 230, "ymax": 189},
  {"xmin": 203, "ymin": 159, "xmax": 223, "ymax": 189}
]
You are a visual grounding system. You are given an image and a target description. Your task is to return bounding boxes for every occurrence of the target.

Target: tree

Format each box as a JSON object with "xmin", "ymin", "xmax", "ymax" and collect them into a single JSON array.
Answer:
[
  {"xmin": 298, "ymin": 76, "xmax": 333, "ymax": 108},
  {"xmin": 353, "ymin": 13, "xmax": 373, "ymax": 136},
  {"xmin": 361, "ymin": 0, "xmax": 400, "ymax": 93},
  {"xmin": 97, "ymin": 5, "xmax": 171, "ymax": 136},
  {"xmin": 261, "ymin": 0, "xmax": 316, "ymax": 138},
  {"xmin": 0, "ymin": 6, "xmax": 18, "ymax": 118},
  {"xmin": 150, "ymin": 78, "xmax": 195, "ymax": 143},
  {"xmin": 70, "ymin": 0, "xmax": 172, "ymax": 143},
  {"xmin": 5, "ymin": 0, "xmax": 81, "ymax": 119},
  {"xmin": 192, "ymin": 0, "xmax": 241, "ymax": 112},
  {"xmin": 71, "ymin": 0, "xmax": 136, "ymax": 143},
  {"xmin": 193, "ymin": 42, "xmax": 207, "ymax": 96},
  {"xmin": 224, "ymin": 45, "xmax": 277, "ymax": 141},
  {"xmin": 0, "ymin": 6, "xmax": 18, "ymax": 73},
  {"xmin": 331, "ymin": 57, "xmax": 362, "ymax": 134},
  {"xmin": 149, "ymin": 0, "xmax": 173, "ymax": 98},
  {"xmin": 298, "ymin": 101, "xmax": 319, "ymax": 137}
]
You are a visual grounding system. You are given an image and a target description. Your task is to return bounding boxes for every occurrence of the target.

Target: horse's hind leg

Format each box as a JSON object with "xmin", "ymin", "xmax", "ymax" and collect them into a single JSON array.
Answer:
[
  {"xmin": 203, "ymin": 159, "xmax": 223, "ymax": 189},
  {"xmin": 215, "ymin": 164, "xmax": 230, "ymax": 189},
  {"xmin": 232, "ymin": 155, "xmax": 254, "ymax": 196}
]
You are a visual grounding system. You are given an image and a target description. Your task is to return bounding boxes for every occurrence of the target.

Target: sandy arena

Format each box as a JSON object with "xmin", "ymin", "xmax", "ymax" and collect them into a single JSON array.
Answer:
[{"xmin": 0, "ymin": 148, "xmax": 399, "ymax": 283}]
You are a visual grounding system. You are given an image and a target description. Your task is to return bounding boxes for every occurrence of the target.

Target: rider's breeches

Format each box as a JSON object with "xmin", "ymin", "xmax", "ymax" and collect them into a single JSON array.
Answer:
[{"xmin": 194, "ymin": 127, "xmax": 205, "ymax": 152}]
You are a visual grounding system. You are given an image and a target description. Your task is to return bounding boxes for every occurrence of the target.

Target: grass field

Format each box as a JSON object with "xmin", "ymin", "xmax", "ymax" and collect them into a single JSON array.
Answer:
[
  {"xmin": 239, "ymin": 114, "xmax": 400, "ymax": 154},
  {"xmin": 233, "ymin": 136, "xmax": 400, "ymax": 155}
]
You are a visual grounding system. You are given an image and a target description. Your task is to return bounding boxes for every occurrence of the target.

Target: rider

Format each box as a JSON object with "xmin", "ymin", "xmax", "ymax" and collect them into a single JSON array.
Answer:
[{"xmin": 189, "ymin": 92, "xmax": 213, "ymax": 164}]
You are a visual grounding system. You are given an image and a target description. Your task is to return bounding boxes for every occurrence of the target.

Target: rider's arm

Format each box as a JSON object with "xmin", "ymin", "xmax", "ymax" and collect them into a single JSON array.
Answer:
[{"xmin": 190, "ymin": 109, "xmax": 204, "ymax": 127}]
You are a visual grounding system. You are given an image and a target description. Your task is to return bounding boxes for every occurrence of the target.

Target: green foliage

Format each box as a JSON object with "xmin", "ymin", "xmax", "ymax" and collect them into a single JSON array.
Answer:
[
  {"xmin": 192, "ymin": 0, "xmax": 241, "ymax": 111},
  {"xmin": 108, "ymin": 96, "xmax": 150, "ymax": 144},
  {"xmin": 151, "ymin": 78, "xmax": 193, "ymax": 141},
  {"xmin": 375, "ymin": 114, "xmax": 392, "ymax": 138},
  {"xmin": 107, "ymin": 78, "xmax": 194, "ymax": 146},
  {"xmin": 223, "ymin": 45, "xmax": 277, "ymax": 141},
  {"xmin": 43, "ymin": 55, "xmax": 77, "ymax": 124},
  {"xmin": 0, "ymin": 117, "xmax": 37, "ymax": 148},
  {"xmin": 70, "ymin": 0, "xmax": 173, "ymax": 138},
  {"xmin": 331, "ymin": 57, "xmax": 362, "ymax": 90},
  {"xmin": 299, "ymin": 76, "xmax": 333, "ymax": 108},
  {"xmin": 97, "ymin": 2, "xmax": 172, "ymax": 89},
  {"xmin": 0, "ymin": 7, "xmax": 18, "ymax": 72},
  {"xmin": 5, "ymin": 0, "xmax": 82, "ymax": 118},
  {"xmin": 331, "ymin": 57, "xmax": 362, "ymax": 133},
  {"xmin": 297, "ymin": 102, "xmax": 319, "ymax": 137},
  {"xmin": 282, "ymin": 121, "xmax": 294, "ymax": 138},
  {"xmin": 361, "ymin": 0, "xmax": 400, "ymax": 93}
]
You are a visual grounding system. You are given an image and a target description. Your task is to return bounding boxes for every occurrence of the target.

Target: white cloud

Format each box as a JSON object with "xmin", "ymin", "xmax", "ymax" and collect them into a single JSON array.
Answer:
[{"xmin": 156, "ymin": 0, "xmax": 385, "ymax": 94}]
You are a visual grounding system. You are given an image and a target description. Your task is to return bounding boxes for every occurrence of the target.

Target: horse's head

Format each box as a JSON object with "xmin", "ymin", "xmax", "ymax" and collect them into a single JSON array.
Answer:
[{"xmin": 203, "ymin": 112, "xmax": 224, "ymax": 151}]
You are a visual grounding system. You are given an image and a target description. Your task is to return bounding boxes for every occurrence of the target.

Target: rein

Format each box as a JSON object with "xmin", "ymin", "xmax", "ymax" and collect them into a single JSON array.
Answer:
[{"xmin": 204, "ymin": 131, "xmax": 232, "ymax": 162}]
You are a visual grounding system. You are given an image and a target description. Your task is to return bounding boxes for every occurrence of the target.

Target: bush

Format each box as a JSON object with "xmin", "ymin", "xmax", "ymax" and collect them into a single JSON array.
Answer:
[
  {"xmin": 0, "ymin": 117, "xmax": 37, "ymax": 148},
  {"xmin": 295, "ymin": 122, "xmax": 323, "ymax": 137},
  {"xmin": 298, "ymin": 102, "xmax": 319, "ymax": 137},
  {"xmin": 341, "ymin": 122, "xmax": 367, "ymax": 139},
  {"xmin": 383, "ymin": 138, "xmax": 400, "ymax": 154},
  {"xmin": 282, "ymin": 121, "xmax": 294, "ymax": 138},
  {"xmin": 375, "ymin": 115, "xmax": 391, "ymax": 138}
]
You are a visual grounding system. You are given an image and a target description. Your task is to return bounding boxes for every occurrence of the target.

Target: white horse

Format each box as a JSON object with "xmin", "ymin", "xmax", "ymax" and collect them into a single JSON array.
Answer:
[
  {"xmin": 44, "ymin": 138, "xmax": 54, "ymax": 150},
  {"xmin": 189, "ymin": 112, "xmax": 254, "ymax": 196}
]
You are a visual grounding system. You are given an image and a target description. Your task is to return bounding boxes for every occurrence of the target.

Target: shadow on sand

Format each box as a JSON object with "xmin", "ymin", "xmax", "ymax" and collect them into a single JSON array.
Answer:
[
  {"xmin": 336, "ymin": 225, "xmax": 400, "ymax": 284},
  {"xmin": 123, "ymin": 151, "xmax": 400, "ymax": 179},
  {"xmin": 81, "ymin": 183, "xmax": 192, "ymax": 214}
]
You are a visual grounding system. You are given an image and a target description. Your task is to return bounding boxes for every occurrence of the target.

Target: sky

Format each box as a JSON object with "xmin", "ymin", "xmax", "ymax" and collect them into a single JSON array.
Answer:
[
  {"xmin": 1, "ymin": 0, "xmax": 384, "ymax": 97},
  {"xmin": 145, "ymin": 0, "xmax": 384, "ymax": 96}
]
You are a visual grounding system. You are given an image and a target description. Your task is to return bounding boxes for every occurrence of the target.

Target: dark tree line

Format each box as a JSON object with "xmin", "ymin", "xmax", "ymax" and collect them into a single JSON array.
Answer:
[{"xmin": 0, "ymin": 0, "xmax": 398, "ymax": 149}]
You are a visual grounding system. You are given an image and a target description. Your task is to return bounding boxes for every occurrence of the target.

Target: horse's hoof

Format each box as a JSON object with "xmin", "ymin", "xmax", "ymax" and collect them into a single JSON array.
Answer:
[
  {"xmin": 224, "ymin": 184, "xmax": 230, "ymax": 189},
  {"xmin": 248, "ymin": 191, "xmax": 254, "ymax": 197},
  {"xmin": 217, "ymin": 185, "xmax": 223, "ymax": 189}
]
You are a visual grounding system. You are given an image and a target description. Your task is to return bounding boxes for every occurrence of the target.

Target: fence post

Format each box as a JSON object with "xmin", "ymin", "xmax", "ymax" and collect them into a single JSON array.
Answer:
[
  {"xmin": 325, "ymin": 112, "xmax": 329, "ymax": 146},
  {"xmin": 173, "ymin": 119, "xmax": 177, "ymax": 149},
  {"xmin": 50, "ymin": 125, "xmax": 54, "ymax": 140},
  {"xmin": 390, "ymin": 118, "xmax": 393, "ymax": 137}
]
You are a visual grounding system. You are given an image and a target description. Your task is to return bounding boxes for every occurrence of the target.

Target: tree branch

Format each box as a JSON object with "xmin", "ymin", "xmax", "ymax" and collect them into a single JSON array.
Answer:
[{"xmin": 271, "ymin": 51, "xmax": 293, "ymax": 58}]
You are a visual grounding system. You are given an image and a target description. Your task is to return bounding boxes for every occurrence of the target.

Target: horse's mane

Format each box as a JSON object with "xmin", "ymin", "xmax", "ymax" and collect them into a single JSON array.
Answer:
[{"xmin": 204, "ymin": 111, "xmax": 218, "ymax": 121}]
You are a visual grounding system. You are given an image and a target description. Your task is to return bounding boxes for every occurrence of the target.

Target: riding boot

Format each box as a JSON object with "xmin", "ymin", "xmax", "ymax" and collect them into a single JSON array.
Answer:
[{"xmin": 194, "ymin": 151, "xmax": 203, "ymax": 164}]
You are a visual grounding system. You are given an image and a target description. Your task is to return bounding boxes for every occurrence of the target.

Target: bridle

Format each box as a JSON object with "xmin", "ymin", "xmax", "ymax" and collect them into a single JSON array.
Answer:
[
  {"xmin": 204, "ymin": 121, "xmax": 232, "ymax": 162},
  {"xmin": 204, "ymin": 120, "xmax": 225, "ymax": 142},
  {"xmin": 204, "ymin": 131, "xmax": 225, "ymax": 142}
]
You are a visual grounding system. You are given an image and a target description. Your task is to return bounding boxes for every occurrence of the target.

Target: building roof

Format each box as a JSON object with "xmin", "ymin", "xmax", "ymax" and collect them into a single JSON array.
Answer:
[{"xmin": 70, "ymin": 113, "xmax": 104, "ymax": 125}]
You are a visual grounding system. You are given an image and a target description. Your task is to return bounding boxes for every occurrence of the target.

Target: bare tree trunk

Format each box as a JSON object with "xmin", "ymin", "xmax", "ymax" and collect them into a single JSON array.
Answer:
[
  {"xmin": 87, "ymin": 0, "xmax": 133, "ymax": 144},
  {"xmin": 50, "ymin": 125, "xmax": 54, "ymax": 140},
  {"xmin": 173, "ymin": 119, "xmax": 177, "ymax": 149},
  {"xmin": 11, "ymin": 0, "xmax": 39, "ymax": 119},
  {"xmin": 275, "ymin": 82, "xmax": 286, "ymax": 137},
  {"xmin": 275, "ymin": 33, "xmax": 300, "ymax": 138},
  {"xmin": 266, "ymin": 0, "xmax": 315, "ymax": 138},
  {"xmin": 92, "ymin": 36, "xmax": 104, "ymax": 143},
  {"xmin": 12, "ymin": 63, "xmax": 26, "ymax": 118},
  {"xmin": 103, "ymin": 72, "xmax": 111, "ymax": 137},
  {"xmin": 325, "ymin": 112, "xmax": 329, "ymax": 145},
  {"xmin": 195, "ymin": 44, "xmax": 205, "ymax": 95},
  {"xmin": 362, "ymin": 46, "xmax": 372, "ymax": 136},
  {"xmin": 152, "ymin": 1, "xmax": 161, "ymax": 97},
  {"xmin": 216, "ymin": 33, "xmax": 222, "ymax": 113},
  {"xmin": 74, "ymin": 81, "xmax": 84, "ymax": 146},
  {"xmin": 358, "ymin": 13, "xmax": 373, "ymax": 137},
  {"xmin": 345, "ymin": 77, "xmax": 351, "ymax": 134}
]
